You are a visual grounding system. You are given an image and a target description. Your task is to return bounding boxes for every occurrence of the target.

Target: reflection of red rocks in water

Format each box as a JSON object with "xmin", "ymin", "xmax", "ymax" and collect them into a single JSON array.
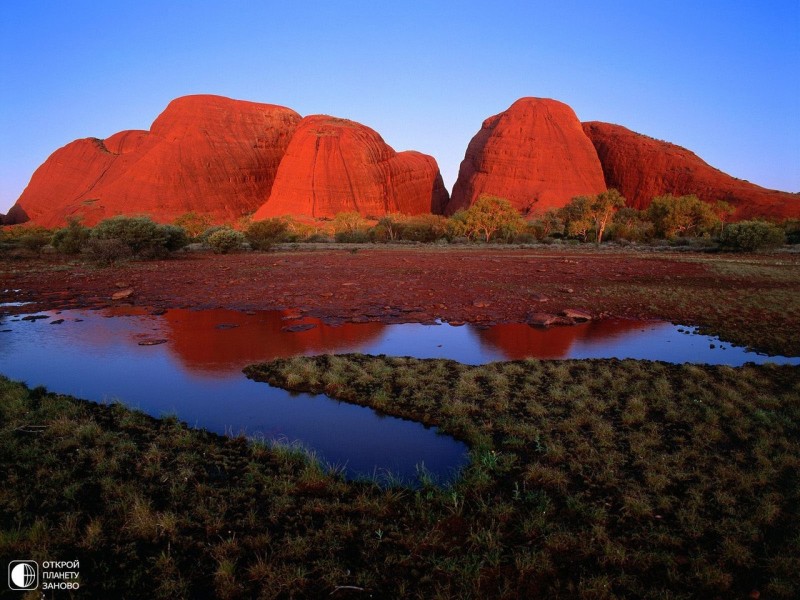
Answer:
[
  {"xmin": 162, "ymin": 309, "xmax": 385, "ymax": 375},
  {"xmin": 476, "ymin": 319, "xmax": 654, "ymax": 360}
]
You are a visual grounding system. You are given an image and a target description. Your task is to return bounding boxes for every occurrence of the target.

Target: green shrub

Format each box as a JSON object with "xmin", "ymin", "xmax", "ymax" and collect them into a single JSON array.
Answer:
[
  {"xmin": 207, "ymin": 228, "xmax": 244, "ymax": 253},
  {"xmin": 246, "ymin": 218, "xmax": 289, "ymax": 250},
  {"xmin": 173, "ymin": 212, "xmax": 212, "ymax": 240},
  {"xmin": 52, "ymin": 218, "xmax": 90, "ymax": 254},
  {"xmin": 527, "ymin": 209, "xmax": 564, "ymax": 240},
  {"xmin": 16, "ymin": 226, "xmax": 52, "ymax": 253},
  {"xmin": 719, "ymin": 220, "xmax": 785, "ymax": 251},
  {"xmin": 333, "ymin": 212, "xmax": 369, "ymax": 243},
  {"xmin": 460, "ymin": 195, "xmax": 525, "ymax": 242},
  {"xmin": 334, "ymin": 229, "xmax": 371, "ymax": 243},
  {"xmin": 85, "ymin": 238, "xmax": 133, "ymax": 266},
  {"xmin": 782, "ymin": 219, "xmax": 800, "ymax": 245},
  {"xmin": 398, "ymin": 214, "xmax": 451, "ymax": 242},
  {"xmin": 159, "ymin": 225, "xmax": 189, "ymax": 252},
  {"xmin": 647, "ymin": 194, "xmax": 720, "ymax": 239},
  {"xmin": 91, "ymin": 216, "xmax": 169, "ymax": 258},
  {"xmin": 198, "ymin": 225, "xmax": 229, "ymax": 242},
  {"xmin": 608, "ymin": 207, "xmax": 654, "ymax": 242}
]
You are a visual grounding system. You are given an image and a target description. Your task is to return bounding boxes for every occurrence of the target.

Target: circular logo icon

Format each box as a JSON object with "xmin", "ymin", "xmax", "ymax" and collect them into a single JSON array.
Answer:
[{"xmin": 10, "ymin": 562, "xmax": 37, "ymax": 589}]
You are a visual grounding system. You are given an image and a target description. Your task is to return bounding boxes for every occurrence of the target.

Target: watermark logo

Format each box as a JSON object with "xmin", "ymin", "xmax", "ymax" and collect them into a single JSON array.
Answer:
[{"xmin": 8, "ymin": 560, "xmax": 38, "ymax": 591}]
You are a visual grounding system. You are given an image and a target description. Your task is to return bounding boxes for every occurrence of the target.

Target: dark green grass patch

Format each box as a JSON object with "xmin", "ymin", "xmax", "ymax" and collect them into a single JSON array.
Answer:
[
  {"xmin": 246, "ymin": 355, "xmax": 800, "ymax": 599},
  {"xmin": 2, "ymin": 356, "xmax": 799, "ymax": 599}
]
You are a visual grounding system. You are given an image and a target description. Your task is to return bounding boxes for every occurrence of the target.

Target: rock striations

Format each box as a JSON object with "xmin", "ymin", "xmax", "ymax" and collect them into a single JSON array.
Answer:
[
  {"xmin": 6, "ymin": 95, "xmax": 302, "ymax": 227},
  {"xmin": 253, "ymin": 115, "xmax": 448, "ymax": 220},
  {"xmin": 447, "ymin": 98, "xmax": 607, "ymax": 215},
  {"xmin": 583, "ymin": 121, "xmax": 800, "ymax": 220}
]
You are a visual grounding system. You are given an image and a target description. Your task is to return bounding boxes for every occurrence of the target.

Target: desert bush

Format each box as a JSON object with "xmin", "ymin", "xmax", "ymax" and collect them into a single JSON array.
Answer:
[
  {"xmin": 52, "ymin": 218, "xmax": 90, "ymax": 254},
  {"xmin": 246, "ymin": 218, "xmax": 289, "ymax": 250},
  {"xmin": 173, "ymin": 212, "xmax": 212, "ymax": 240},
  {"xmin": 198, "ymin": 225, "xmax": 230, "ymax": 243},
  {"xmin": 527, "ymin": 209, "xmax": 564, "ymax": 240},
  {"xmin": 14, "ymin": 226, "xmax": 53, "ymax": 253},
  {"xmin": 85, "ymin": 238, "xmax": 133, "ymax": 266},
  {"xmin": 782, "ymin": 219, "xmax": 800, "ymax": 244},
  {"xmin": 558, "ymin": 196, "xmax": 594, "ymax": 241},
  {"xmin": 460, "ymin": 195, "xmax": 525, "ymax": 242},
  {"xmin": 607, "ymin": 207, "xmax": 654, "ymax": 242},
  {"xmin": 446, "ymin": 211, "xmax": 469, "ymax": 239},
  {"xmin": 647, "ymin": 194, "xmax": 720, "ymax": 238},
  {"xmin": 333, "ymin": 212, "xmax": 368, "ymax": 234},
  {"xmin": 398, "ymin": 214, "xmax": 450, "ymax": 242},
  {"xmin": 207, "ymin": 228, "xmax": 244, "ymax": 253},
  {"xmin": 159, "ymin": 225, "xmax": 189, "ymax": 252},
  {"xmin": 719, "ymin": 220, "xmax": 785, "ymax": 251},
  {"xmin": 91, "ymin": 216, "xmax": 171, "ymax": 258},
  {"xmin": 375, "ymin": 214, "xmax": 404, "ymax": 241},
  {"xmin": 333, "ymin": 212, "xmax": 369, "ymax": 242},
  {"xmin": 335, "ymin": 229, "xmax": 371, "ymax": 243}
]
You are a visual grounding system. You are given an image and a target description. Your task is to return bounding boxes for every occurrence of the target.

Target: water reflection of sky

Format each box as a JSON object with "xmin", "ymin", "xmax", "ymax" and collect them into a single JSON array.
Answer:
[{"xmin": 1, "ymin": 308, "xmax": 797, "ymax": 482}]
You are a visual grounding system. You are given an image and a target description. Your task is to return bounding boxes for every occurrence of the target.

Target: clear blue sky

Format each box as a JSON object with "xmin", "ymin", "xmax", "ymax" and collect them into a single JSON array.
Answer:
[{"xmin": 2, "ymin": 1, "xmax": 799, "ymax": 214}]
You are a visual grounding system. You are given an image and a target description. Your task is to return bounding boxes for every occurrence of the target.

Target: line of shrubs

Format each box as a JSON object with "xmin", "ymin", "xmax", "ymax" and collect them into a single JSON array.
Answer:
[{"xmin": 1, "ymin": 193, "xmax": 797, "ymax": 263}]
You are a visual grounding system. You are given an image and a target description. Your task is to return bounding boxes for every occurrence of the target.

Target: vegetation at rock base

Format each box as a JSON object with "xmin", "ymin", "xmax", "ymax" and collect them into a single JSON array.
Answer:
[
  {"xmin": 173, "ymin": 211, "xmax": 213, "ymax": 240},
  {"xmin": 207, "ymin": 227, "xmax": 245, "ymax": 254},
  {"xmin": 90, "ymin": 216, "xmax": 189, "ymax": 260},
  {"xmin": 646, "ymin": 194, "xmax": 720, "ymax": 239},
  {"xmin": 51, "ymin": 217, "xmax": 91, "ymax": 254},
  {"xmin": 719, "ymin": 220, "xmax": 786, "ymax": 252},
  {"xmin": 3, "ymin": 356, "xmax": 798, "ymax": 599},
  {"xmin": 245, "ymin": 217, "xmax": 291, "ymax": 250}
]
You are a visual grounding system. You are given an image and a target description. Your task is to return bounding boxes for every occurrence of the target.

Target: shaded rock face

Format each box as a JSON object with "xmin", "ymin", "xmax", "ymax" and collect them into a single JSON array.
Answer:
[
  {"xmin": 7, "ymin": 95, "xmax": 301, "ymax": 227},
  {"xmin": 447, "ymin": 98, "xmax": 607, "ymax": 215},
  {"xmin": 583, "ymin": 121, "xmax": 800, "ymax": 220},
  {"xmin": 254, "ymin": 115, "xmax": 448, "ymax": 219}
]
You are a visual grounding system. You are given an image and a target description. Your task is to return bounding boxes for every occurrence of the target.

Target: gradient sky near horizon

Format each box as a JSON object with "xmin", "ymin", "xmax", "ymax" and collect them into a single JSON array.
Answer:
[{"xmin": 1, "ymin": 1, "xmax": 799, "ymax": 215}]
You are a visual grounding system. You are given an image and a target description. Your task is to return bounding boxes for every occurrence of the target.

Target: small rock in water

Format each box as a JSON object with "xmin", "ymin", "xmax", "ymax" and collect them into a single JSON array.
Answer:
[
  {"xmin": 281, "ymin": 324, "xmax": 317, "ymax": 333},
  {"xmin": 561, "ymin": 308, "xmax": 592, "ymax": 321},
  {"xmin": 138, "ymin": 339, "xmax": 168, "ymax": 346},
  {"xmin": 21, "ymin": 315, "xmax": 49, "ymax": 321},
  {"xmin": 528, "ymin": 312, "xmax": 559, "ymax": 327},
  {"xmin": 50, "ymin": 319, "xmax": 65, "ymax": 325},
  {"xmin": 215, "ymin": 323, "xmax": 239, "ymax": 330}
]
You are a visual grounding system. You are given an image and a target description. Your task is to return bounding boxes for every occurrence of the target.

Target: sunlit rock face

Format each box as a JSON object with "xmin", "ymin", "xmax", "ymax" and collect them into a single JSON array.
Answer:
[
  {"xmin": 253, "ymin": 115, "xmax": 449, "ymax": 219},
  {"xmin": 447, "ymin": 98, "xmax": 607, "ymax": 216},
  {"xmin": 583, "ymin": 121, "xmax": 800, "ymax": 219},
  {"xmin": 6, "ymin": 95, "xmax": 301, "ymax": 227}
]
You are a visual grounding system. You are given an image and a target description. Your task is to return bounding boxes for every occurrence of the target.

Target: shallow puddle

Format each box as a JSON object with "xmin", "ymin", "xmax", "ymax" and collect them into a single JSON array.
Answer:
[{"xmin": 1, "ymin": 307, "xmax": 797, "ymax": 482}]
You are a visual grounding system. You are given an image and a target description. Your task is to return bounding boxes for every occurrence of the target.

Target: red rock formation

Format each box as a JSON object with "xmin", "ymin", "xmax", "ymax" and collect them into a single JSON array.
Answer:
[
  {"xmin": 253, "ymin": 115, "xmax": 448, "ymax": 219},
  {"xmin": 447, "ymin": 98, "xmax": 607, "ymax": 215},
  {"xmin": 583, "ymin": 121, "xmax": 800, "ymax": 220},
  {"xmin": 162, "ymin": 308, "xmax": 385, "ymax": 376},
  {"xmin": 476, "ymin": 319, "xmax": 658, "ymax": 360},
  {"xmin": 7, "ymin": 95, "xmax": 301, "ymax": 227}
]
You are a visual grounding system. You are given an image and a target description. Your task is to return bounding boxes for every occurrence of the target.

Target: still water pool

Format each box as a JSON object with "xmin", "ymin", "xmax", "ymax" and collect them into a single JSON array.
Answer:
[{"xmin": 1, "ymin": 307, "xmax": 797, "ymax": 482}]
